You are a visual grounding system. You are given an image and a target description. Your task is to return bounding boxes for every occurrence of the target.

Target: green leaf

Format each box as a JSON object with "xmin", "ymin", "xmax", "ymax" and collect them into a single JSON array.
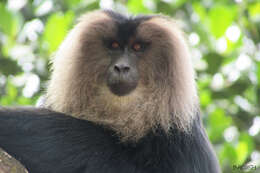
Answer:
[
  {"xmin": 209, "ymin": 5, "xmax": 237, "ymax": 38},
  {"xmin": 7, "ymin": 82, "xmax": 17, "ymax": 100},
  {"xmin": 85, "ymin": 1, "xmax": 99, "ymax": 11},
  {"xmin": 0, "ymin": 81, "xmax": 18, "ymax": 105},
  {"xmin": 17, "ymin": 96, "xmax": 36, "ymax": 105},
  {"xmin": 200, "ymin": 90, "xmax": 211, "ymax": 107},
  {"xmin": 229, "ymin": 80, "xmax": 251, "ymax": 95},
  {"xmin": 236, "ymin": 141, "xmax": 248, "ymax": 165},
  {"xmin": 173, "ymin": 0, "xmax": 187, "ymax": 8},
  {"xmin": 203, "ymin": 53, "xmax": 224, "ymax": 75},
  {"xmin": 127, "ymin": 0, "xmax": 152, "ymax": 14},
  {"xmin": 209, "ymin": 108, "xmax": 232, "ymax": 141},
  {"xmin": 225, "ymin": 34, "xmax": 243, "ymax": 53},
  {"xmin": 257, "ymin": 62, "xmax": 260, "ymax": 87},
  {"xmin": 220, "ymin": 143, "xmax": 237, "ymax": 165},
  {"xmin": 1, "ymin": 36, "xmax": 16, "ymax": 56},
  {"xmin": 0, "ymin": 57, "xmax": 22, "ymax": 75},
  {"xmin": 157, "ymin": 0, "xmax": 186, "ymax": 14},
  {"xmin": 249, "ymin": 2, "xmax": 260, "ymax": 20},
  {"xmin": 64, "ymin": 0, "xmax": 82, "ymax": 8},
  {"xmin": 0, "ymin": 2, "xmax": 19, "ymax": 37},
  {"xmin": 192, "ymin": 2, "xmax": 207, "ymax": 21},
  {"xmin": 43, "ymin": 11, "xmax": 74, "ymax": 53},
  {"xmin": 212, "ymin": 80, "xmax": 249, "ymax": 99},
  {"xmin": 156, "ymin": 1, "xmax": 175, "ymax": 15},
  {"xmin": 235, "ymin": 133, "xmax": 255, "ymax": 165}
]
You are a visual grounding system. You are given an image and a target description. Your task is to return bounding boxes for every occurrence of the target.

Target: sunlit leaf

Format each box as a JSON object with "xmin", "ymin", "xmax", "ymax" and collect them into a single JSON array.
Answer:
[
  {"xmin": 7, "ymin": 82, "xmax": 18, "ymax": 100},
  {"xmin": 200, "ymin": 90, "xmax": 211, "ymax": 107},
  {"xmin": 234, "ymin": 133, "xmax": 254, "ymax": 166},
  {"xmin": 257, "ymin": 62, "xmax": 260, "ymax": 87},
  {"xmin": 64, "ymin": 0, "xmax": 82, "ymax": 8},
  {"xmin": 209, "ymin": 5, "xmax": 237, "ymax": 38},
  {"xmin": 225, "ymin": 35, "xmax": 243, "ymax": 53},
  {"xmin": 0, "ymin": 81, "xmax": 18, "ymax": 105},
  {"xmin": 173, "ymin": 0, "xmax": 187, "ymax": 8},
  {"xmin": 0, "ymin": 2, "xmax": 19, "ymax": 37},
  {"xmin": 244, "ymin": 86, "xmax": 258, "ymax": 104},
  {"xmin": 156, "ymin": 1, "xmax": 175, "ymax": 15},
  {"xmin": 43, "ymin": 11, "xmax": 74, "ymax": 53},
  {"xmin": 127, "ymin": 0, "xmax": 152, "ymax": 14},
  {"xmin": 209, "ymin": 108, "xmax": 232, "ymax": 141},
  {"xmin": 249, "ymin": 2, "xmax": 260, "ymax": 20},
  {"xmin": 192, "ymin": 2, "xmax": 207, "ymax": 21},
  {"xmin": 17, "ymin": 96, "xmax": 36, "ymax": 105},
  {"xmin": 236, "ymin": 142, "xmax": 248, "ymax": 165},
  {"xmin": 219, "ymin": 143, "xmax": 237, "ymax": 165},
  {"xmin": 240, "ymin": 133, "xmax": 254, "ymax": 153},
  {"xmin": 1, "ymin": 37, "xmax": 16, "ymax": 56},
  {"xmin": 85, "ymin": 1, "xmax": 99, "ymax": 11}
]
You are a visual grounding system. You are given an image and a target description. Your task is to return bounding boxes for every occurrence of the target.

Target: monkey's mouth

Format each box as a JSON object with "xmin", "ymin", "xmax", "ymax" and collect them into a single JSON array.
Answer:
[
  {"xmin": 107, "ymin": 80, "xmax": 138, "ymax": 96},
  {"xmin": 106, "ymin": 62, "xmax": 139, "ymax": 96}
]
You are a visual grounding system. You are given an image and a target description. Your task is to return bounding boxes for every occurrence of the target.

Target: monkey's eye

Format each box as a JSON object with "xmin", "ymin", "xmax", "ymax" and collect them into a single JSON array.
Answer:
[
  {"xmin": 132, "ymin": 42, "xmax": 144, "ymax": 52},
  {"xmin": 110, "ymin": 41, "xmax": 120, "ymax": 50}
]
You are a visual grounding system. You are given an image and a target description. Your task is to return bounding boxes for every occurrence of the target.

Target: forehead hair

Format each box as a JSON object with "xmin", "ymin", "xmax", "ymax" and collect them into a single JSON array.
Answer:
[{"xmin": 102, "ymin": 10, "xmax": 155, "ymax": 45}]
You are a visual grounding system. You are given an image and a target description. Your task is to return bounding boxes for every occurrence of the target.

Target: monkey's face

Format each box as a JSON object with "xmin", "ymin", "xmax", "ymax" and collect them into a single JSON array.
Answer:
[
  {"xmin": 77, "ymin": 11, "xmax": 173, "ymax": 98},
  {"xmin": 105, "ymin": 38, "xmax": 152, "ymax": 96},
  {"xmin": 75, "ymin": 12, "xmax": 166, "ymax": 98},
  {"xmin": 103, "ymin": 41, "xmax": 135, "ymax": 96}
]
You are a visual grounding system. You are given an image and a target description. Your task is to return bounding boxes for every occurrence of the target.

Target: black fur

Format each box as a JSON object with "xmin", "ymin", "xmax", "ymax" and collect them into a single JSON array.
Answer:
[
  {"xmin": 103, "ymin": 10, "xmax": 154, "ymax": 46},
  {"xmin": 0, "ymin": 108, "xmax": 220, "ymax": 173}
]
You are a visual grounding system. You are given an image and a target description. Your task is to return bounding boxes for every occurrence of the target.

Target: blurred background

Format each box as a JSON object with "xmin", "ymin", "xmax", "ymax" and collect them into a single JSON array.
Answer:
[{"xmin": 0, "ymin": 0, "xmax": 259, "ymax": 172}]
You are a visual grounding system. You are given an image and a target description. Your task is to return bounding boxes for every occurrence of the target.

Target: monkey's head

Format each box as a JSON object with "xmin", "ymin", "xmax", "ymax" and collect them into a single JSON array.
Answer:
[{"xmin": 46, "ymin": 10, "xmax": 198, "ymax": 141}]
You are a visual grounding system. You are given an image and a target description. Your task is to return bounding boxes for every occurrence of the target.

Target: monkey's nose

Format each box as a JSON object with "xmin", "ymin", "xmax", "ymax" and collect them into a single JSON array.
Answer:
[
  {"xmin": 107, "ymin": 62, "xmax": 139, "ymax": 96},
  {"xmin": 114, "ymin": 64, "xmax": 130, "ymax": 74}
]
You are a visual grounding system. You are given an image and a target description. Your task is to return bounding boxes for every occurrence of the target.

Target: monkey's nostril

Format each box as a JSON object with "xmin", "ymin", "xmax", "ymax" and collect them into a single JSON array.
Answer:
[
  {"xmin": 123, "ymin": 66, "xmax": 130, "ymax": 72},
  {"xmin": 114, "ymin": 65, "xmax": 121, "ymax": 73},
  {"xmin": 114, "ymin": 64, "xmax": 130, "ymax": 73}
]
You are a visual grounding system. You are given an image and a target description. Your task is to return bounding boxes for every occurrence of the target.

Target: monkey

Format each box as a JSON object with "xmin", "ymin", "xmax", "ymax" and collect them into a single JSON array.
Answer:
[
  {"xmin": 0, "ymin": 10, "xmax": 221, "ymax": 173},
  {"xmin": 45, "ymin": 10, "xmax": 198, "ymax": 142}
]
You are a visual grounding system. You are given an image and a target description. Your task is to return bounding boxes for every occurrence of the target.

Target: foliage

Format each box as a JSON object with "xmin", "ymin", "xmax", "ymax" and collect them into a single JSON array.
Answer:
[{"xmin": 0, "ymin": 0, "xmax": 259, "ymax": 172}]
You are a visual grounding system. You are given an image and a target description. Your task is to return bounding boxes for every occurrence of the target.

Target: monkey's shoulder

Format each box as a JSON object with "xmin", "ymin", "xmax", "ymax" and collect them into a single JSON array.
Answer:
[{"xmin": 0, "ymin": 108, "xmax": 219, "ymax": 173}]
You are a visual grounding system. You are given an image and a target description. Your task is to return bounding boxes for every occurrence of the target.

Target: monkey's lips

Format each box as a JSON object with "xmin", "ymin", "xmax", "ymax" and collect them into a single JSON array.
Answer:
[{"xmin": 107, "ymin": 80, "xmax": 138, "ymax": 96}]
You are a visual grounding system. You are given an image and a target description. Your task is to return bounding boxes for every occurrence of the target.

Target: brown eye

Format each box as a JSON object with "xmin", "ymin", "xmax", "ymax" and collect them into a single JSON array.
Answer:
[
  {"xmin": 111, "ymin": 41, "xmax": 119, "ymax": 49},
  {"xmin": 132, "ymin": 43, "xmax": 142, "ymax": 52}
]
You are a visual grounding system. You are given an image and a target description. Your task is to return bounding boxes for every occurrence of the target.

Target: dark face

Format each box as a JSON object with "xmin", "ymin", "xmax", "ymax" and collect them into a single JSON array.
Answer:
[{"xmin": 103, "ymin": 11, "xmax": 152, "ymax": 96}]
